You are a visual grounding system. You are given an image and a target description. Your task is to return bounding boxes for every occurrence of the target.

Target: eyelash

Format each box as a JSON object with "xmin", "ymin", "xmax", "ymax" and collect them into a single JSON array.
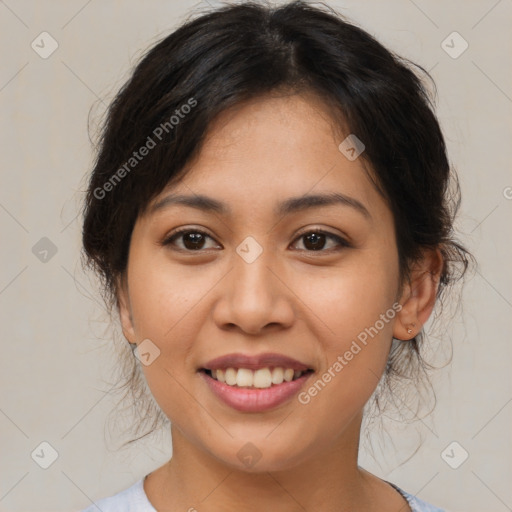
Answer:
[{"xmin": 161, "ymin": 227, "xmax": 351, "ymax": 253}]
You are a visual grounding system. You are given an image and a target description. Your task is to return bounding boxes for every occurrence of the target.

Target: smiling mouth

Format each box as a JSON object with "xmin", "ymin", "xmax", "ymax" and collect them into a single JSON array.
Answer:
[{"xmin": 201, "ymin": 367, "xmax": 314, "ymax": 389}]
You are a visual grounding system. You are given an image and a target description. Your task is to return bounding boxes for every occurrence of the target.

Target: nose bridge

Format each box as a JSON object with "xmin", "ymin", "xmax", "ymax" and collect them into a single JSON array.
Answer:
[
  {"xmin": 232, "ymin": 245, "xmax": 277, "ymax": 307},
  {"xmin": 214, "ymin": 242, "xmax": 294, "ymax": 333}
]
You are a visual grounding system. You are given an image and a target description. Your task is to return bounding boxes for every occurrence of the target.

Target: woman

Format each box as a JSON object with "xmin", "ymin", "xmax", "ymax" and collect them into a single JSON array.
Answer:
[{"xmin": 81, "ymin": 1, "xmax": 470, "ymax": 510}]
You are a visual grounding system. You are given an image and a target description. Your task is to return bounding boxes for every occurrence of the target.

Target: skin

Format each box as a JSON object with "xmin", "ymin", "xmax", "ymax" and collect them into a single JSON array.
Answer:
[{"xmin": 117, "ymin": 91, "xmax": 442, "ymax": 512}]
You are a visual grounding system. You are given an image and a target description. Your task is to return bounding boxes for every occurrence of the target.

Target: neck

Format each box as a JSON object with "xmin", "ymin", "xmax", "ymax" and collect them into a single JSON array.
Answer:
[{"xmin": 146, "ymin": 412, "xmax": 387, "ymax": 511}]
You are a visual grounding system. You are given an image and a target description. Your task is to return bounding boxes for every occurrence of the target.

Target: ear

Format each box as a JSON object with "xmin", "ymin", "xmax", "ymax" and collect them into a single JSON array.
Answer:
[
  {"xmin": 116, "ymin": 274, "xmax": 137, "ymax": 344},
  {"xmin": 393, "ymin": 248, "xmax": 443, "ymax": 341}
]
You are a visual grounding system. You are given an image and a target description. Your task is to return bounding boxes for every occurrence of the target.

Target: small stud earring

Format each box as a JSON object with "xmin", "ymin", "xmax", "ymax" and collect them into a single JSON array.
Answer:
[{"xmin": 407, "ymin": 323, "xmax": 416, "ymax": 335}]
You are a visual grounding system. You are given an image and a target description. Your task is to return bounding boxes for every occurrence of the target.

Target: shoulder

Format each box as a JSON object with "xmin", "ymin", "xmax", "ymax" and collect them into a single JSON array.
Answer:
[
  {"xmin": 80, "ymin": 478, "xmax": 156, "ymax": 512},
  {"xmin": 388, "ymin": 482, "xmax": 447, "ymax": 512}
]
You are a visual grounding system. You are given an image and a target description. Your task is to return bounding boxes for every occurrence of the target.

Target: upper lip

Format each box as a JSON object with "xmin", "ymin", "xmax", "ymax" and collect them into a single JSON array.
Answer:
[{"xmin": 202, "ymin": 352, "xmax": 312, "ymax": 371}]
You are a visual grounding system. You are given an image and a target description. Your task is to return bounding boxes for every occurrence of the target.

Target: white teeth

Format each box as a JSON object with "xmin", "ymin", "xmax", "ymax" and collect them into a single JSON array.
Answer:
[
  {"xmin": 271, "ymin": 367, "xmax": 284, "ymax": 385},
  {"xmin": 225, "ymin": 367, "xmax": 237, "ymax": 386},
  {"xmin": 236, "ymin": 368, "xmax": 253, "ymax": 387},
  {"xmin": 253, "ymin": 368, "xmax": 272, "ymax": 388},
  {"xmin": 283, "ymin": 368, "xmax": 294, "ymax": 382},
  {"xmin": 209, "ymin": 367, "xmax": 307, "ymax": 387}
]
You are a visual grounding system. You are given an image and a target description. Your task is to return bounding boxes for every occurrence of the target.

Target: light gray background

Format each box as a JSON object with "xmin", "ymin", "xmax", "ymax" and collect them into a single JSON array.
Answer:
[{"xmin": 1, "ymin": 1, "xmax": 511, "ymax": 511}]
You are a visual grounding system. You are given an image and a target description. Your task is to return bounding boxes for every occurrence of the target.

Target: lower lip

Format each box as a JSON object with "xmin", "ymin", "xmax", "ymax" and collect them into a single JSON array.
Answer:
[{"xmin": 200, "ymin": 371, "xmax": 312, "ymax": 413}]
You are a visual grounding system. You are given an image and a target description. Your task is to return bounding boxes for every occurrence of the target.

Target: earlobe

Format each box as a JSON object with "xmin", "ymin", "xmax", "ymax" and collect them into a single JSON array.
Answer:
[
  {"xmin": 116, "ymin": 275, "xmax": 137, "ymax": 344},
  {"xmin": 393, "ymin": 248, "xmax": 443, "ymax": 341}
]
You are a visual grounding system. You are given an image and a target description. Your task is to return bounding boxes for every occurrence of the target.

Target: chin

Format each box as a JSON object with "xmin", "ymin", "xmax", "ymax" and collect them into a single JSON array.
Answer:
[{"xmin": 207, "ymin": 436, "xmax": 311, "ymax": 474}]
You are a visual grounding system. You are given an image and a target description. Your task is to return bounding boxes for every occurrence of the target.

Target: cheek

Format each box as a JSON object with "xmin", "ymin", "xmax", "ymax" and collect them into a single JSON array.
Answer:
[
  {"xmin": 293, "ymin": 249, "xmax": 399, "ymax": 410},
  {"xmin": 124, "ymin": 254, "xmax": 205, "ymax": 387},
  {"xmin": 296, "ymin": 252, "xmax": 399, "ymax": 352},
  {"xmin": 127, "ymin": 253, "xmax": 210, "ymax": 341},
  {"xmin": 125, "ymin": 262, "xmax": 206, "ymax": 424}
]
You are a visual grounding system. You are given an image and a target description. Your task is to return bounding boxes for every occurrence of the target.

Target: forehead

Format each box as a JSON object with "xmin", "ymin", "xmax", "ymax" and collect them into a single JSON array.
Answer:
[
  {"xmin": 193, "ymin": 91, "xmax": 347, "ymax": 167},
  {"xmin": 148, "ymin": 92, "xmax": 382, "ymax": 215}
]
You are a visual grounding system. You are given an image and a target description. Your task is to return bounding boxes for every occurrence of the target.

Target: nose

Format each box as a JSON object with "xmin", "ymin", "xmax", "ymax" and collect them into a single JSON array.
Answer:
[{"xmin": 212, "ymin": 250, "xmax": 295, "ymax": 335}]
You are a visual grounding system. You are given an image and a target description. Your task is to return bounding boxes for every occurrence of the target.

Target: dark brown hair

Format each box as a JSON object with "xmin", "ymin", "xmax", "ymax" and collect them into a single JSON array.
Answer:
[{"xmin": 82, "ymin": 0, "xmax": 472, "ymax": 446}]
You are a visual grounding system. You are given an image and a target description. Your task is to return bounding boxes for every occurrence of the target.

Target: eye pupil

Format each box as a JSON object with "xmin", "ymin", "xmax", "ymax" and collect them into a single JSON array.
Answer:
[
  {"xmin": 183, "ymin": 232, "xmax": 205, "ymax": 250},
  {"xmin": 304, "ymin": 232, "xmax": 326, "ymax": 251}
]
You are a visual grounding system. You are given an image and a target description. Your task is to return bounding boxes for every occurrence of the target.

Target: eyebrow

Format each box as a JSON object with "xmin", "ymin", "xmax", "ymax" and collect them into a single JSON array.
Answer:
[{"xmin": 149, "ymin": 192, "xmax": 371, "ymax": 219}]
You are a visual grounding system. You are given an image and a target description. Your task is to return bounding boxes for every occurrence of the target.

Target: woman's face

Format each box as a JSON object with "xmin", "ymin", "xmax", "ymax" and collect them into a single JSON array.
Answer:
[{"xmin": 118, "ymin": 92, "xmax": 415, "ymax": 471}]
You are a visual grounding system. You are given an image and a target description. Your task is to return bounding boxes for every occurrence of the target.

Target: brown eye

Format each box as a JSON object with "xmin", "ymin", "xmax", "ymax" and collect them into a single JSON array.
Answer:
[
  {"xmin": 163, "ymin": 229, "xmax": 220, "ymax": 251},
  {"xmin": 292, "ymin": 230, "xmax": 349, "ymax": 252},
  {"xmin": 181, "ymin": 232, "xmax": 207, "ymax": 250},
  {"xmin": 303, "ymin": 232, "xmax": 326, "ymax": 251}
]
